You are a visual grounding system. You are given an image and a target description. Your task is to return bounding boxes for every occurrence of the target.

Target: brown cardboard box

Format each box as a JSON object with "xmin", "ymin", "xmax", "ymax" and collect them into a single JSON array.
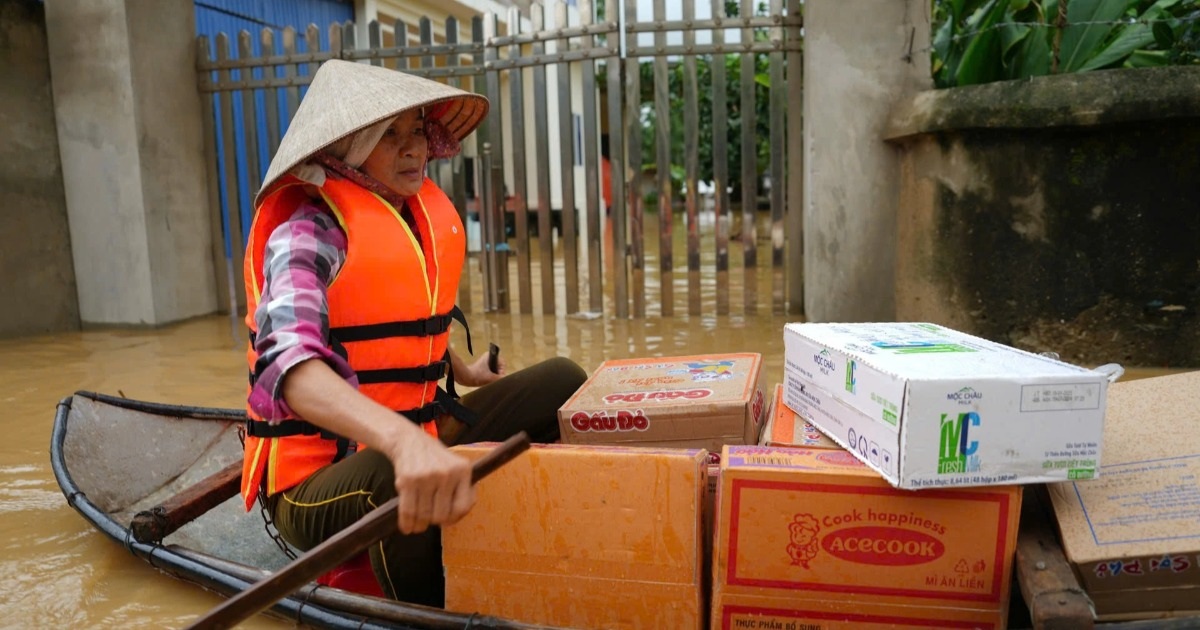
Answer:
[
  {"xmin": 443, "ymin": 443, "xmax": 708, "ymax": 629},
  {"xmin": 761, "ymin": 383, "xmax": 840, "ymax": 449},
  {"xmin": 712, "ymin": 593, "xmax": 1005, "ymax": 629},
  {"xmin": 712, "ymin": 445, "xmax": 1022, "ymax": 628},
  {"xmin": 558, "ymin": 353, "xmax": 767, "ymax": 451},
  {"xmin": 1048, "ymin": 370, "xmax": 1200, "ymax": 620}
]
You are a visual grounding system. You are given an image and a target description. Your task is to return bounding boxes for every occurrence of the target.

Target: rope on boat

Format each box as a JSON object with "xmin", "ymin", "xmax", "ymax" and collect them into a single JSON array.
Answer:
[
  {"xmin": 464, "ymin": 612, "xmax": 479, "ymax": 628},
  {"xmin": 65, "ymin": 490, "xmax": 84, "ymax": 509}
]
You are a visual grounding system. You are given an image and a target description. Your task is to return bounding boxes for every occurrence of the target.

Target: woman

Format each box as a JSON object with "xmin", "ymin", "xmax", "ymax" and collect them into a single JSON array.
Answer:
[{"xmin": 239, "ymin": 59, "xmax": 586, "ymax": 606}]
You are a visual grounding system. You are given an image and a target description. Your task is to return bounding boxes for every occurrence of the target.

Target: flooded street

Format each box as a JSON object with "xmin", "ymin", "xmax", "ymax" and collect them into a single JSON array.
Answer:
[
  {"xmin": 0, "ymin": 302, "xmax": 801, "ymax": 628},
  {"xmin": 0, "ymin": 210, "xmax": 1189, "ymax": 628}
]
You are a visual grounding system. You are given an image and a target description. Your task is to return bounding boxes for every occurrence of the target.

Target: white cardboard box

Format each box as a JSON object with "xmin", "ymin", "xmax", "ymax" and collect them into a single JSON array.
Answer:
[{"xmin": 783, "ymin": 322, "xmax": 1109, "ymax": 489}]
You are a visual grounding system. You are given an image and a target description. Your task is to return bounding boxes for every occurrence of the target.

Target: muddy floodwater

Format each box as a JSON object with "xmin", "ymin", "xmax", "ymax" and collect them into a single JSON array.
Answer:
[{"xmin": 0, "ymin": 297, "xmax": 1187, "ymax": 626}]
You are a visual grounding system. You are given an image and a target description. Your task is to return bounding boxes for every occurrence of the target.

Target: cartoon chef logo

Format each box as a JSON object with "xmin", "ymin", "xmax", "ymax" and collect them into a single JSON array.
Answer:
[
  {"xmin": 786, "ymin": 513, "xmax": 821, "ymax": 568},
  {"xmin": 669, "ymin": 360, "xmax": 736, "ymax": 382}
]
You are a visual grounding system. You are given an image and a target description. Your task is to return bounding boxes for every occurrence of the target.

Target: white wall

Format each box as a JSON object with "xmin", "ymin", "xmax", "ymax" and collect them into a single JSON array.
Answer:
[{"xmin": 45, "ymin": 0, "xmax": 217, "ymax": 325}]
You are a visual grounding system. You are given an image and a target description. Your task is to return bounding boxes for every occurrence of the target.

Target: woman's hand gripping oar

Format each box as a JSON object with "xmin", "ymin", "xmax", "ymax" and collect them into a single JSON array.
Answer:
[{"xmin": 185, "ymin": 432, "xmax": 531, "ymax": 630}]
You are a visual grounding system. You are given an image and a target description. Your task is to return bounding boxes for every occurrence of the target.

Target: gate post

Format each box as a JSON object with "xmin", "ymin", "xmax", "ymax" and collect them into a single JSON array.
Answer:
[{"xmin": 801, "ymin": 0, "xmax": 930, "ymax": 322}]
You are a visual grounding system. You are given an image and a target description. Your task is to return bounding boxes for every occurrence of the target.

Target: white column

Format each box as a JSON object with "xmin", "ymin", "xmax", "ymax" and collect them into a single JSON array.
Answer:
[
  {"xmin": 802, "ymin": 0, "xmax": 930, "ymax": 322},
  {"xmin": 45, "ymin": 0, "xmax": 217, "ymax": 325}
]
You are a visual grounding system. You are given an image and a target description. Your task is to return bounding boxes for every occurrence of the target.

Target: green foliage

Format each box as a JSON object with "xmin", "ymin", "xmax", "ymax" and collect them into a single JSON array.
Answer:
[{"xmin": 932, "ymin": 0, "xmax": 1200, "ymax": 88}]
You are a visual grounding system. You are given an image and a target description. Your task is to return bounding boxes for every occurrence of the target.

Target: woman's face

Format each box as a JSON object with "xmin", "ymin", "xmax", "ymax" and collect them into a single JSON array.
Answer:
[{"xmin": 361, "ymin": 109, "xmax": 428, "ymax": 197}]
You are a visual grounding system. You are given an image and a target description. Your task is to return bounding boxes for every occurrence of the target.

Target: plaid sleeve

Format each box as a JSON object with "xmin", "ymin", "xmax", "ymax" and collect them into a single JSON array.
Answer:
[{"xmin": 247, "ymin": 201, "xmax": 358, "ymax": 421}]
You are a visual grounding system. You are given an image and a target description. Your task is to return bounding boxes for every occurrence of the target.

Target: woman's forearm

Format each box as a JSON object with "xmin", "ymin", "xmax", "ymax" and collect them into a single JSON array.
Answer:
[{"xmin": 280, "ymin": 358, "xmax": 422, "ymax": 454}]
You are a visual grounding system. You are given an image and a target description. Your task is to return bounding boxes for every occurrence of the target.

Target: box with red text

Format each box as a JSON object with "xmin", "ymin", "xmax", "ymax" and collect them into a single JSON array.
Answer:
[
  {"xmin": 712, "ymin": 444, "xmax": 1022, "ymax": 627},
  {"xmin": 558, "ymin": 354, "xmax": 767, "ymax": 452}
]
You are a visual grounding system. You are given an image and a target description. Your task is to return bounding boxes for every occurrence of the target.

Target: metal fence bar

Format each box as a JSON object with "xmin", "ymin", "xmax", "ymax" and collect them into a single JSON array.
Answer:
[
  {"xmin": 395, "ymin": 19, "xmax": 411, "ymax": 70},
  {"xmin": 366, "ymin": 21, "xmax": 381, "ymax": 66},
  {"xmin": 740, "ymin": 0, "xmax": 759, "ymax": 315},
  {"xmin": 420, "ymin": 18, "xmax": 435, "ymax": 70},
  {"xmin": 237, "ymin": 31, "xmax": 264, "ymax": 211},
  {"xmin": 683, "ymin": 0, "xmax": 701, "ymax": 317},
  {"xmin": 507, "ymin": 7, "xmax": 532, "ymax": 314},
  {"xmin": 624, "ymin": 0, "xmax": 645, "ymax": 318},
  {"xmin": 197, "ymin": 37, "xmax": 231, "ymax": 317},
  {"xmin": 712, "ymin": 0, "xmax": 730, "ymax": 316},
  {"xmin": 769, "ymin": 0, "xmax": 786, "ymax": 315},
  {"xmin": 260, "ymin": 29, "xmax": 282, "ymax": 158},
  {"xmin": 553, "ymin": 0, "xmax": 579, "ymax": 315},
  {"xmin": 446, "ymin": 16, "xmax": 471, "ymax": 313},
  {"xmin": 481, "ymin": 14, "xmax": 506, "ymax": 312},
  {"xmin": 215, "ymin": 33, "xmax": 247, "ymax": 314},
  {"xmin": 281, "ymin": 27, "xmax": 301, "ymax": 119},
  {"xmin": 652, "ymin": 0, "xmax": 673, "ymax": 317},
  {"xmin": 786, "ymin": 0, "xmax": 803, "ymax": 316},
  {"xmin": 605, "ymin": 13, "xmax": 628, "ymax": 319},
  {"xmin": 531, "ymin": 3, "xmax": 556, "ymax": 315},
  {"xmin": 578, "ymin": 0, "xmax": 603, "ymax": 314}
]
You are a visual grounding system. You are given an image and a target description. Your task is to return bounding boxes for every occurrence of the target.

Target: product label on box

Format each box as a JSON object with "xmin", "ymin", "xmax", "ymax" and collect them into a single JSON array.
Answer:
[
  {"xmin": 783, "ymin": 375, "xmax": 900, "ymax": 480},
  {"xmin": 724, "ymin": 478, "xmax": 1014, "ymax": 603},
  {"xmin": 1076, "ymin": 454, "xmax": 1200, "ymax": 547}
]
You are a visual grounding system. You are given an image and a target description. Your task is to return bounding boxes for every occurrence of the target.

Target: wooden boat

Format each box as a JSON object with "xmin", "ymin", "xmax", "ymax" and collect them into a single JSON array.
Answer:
[
  {"xmin": 53, "ymin": 390, "xmax": 1199, "ymax": 630},
  {"xmin": 50, "ymin": 390, "xmax": 549, "ymax": 630}
]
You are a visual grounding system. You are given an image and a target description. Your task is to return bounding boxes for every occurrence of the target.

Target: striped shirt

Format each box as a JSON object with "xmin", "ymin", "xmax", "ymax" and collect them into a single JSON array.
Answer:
[{"xmin": 247, "ymin": 200, "xmax": 357, "ymax": 421}]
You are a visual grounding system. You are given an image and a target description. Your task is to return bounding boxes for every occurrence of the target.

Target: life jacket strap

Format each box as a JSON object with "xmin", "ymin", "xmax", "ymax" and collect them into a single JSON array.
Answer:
[{"xmin": 355, "ymin": 360, "xmax": 448, "ymax": 385}]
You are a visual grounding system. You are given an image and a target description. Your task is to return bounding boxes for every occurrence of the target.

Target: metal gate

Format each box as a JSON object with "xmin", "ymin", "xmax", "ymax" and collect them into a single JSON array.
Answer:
[{"xmin": 196, "ymin": 0, "xmax": 803, "ymax": 319}]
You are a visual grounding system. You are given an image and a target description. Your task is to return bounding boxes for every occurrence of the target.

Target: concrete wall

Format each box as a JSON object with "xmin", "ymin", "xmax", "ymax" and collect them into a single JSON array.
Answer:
[
  {"xmin": 887, "ymin": 67, "xmax": 1200, "ymax": 367},
  {"xmin": 0, "ymin": 0, "xmax": 79, "ymax": 337},
  {"xmin": 45, "ymin": 0, "xmax": 217, "ymax": 326},
  {"xmin": 802, "ymin": 0, "xmax": 930, "ymax": 322}
]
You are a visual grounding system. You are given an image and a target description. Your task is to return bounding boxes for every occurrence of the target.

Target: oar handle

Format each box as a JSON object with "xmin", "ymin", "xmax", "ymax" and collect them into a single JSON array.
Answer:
[{"xmin": 186, "ymin": 432, "xmax": 531, "ymax": 630}]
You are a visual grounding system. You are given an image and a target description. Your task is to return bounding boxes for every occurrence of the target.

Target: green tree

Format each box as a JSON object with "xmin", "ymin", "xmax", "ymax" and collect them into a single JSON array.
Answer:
[
  {"xmin": 634, "ymin": 1, "xmax": 777, "ymax": 204},
  {"xmin": 933, "ymin": 0, "xmax": 1200, "ymax": 88}
]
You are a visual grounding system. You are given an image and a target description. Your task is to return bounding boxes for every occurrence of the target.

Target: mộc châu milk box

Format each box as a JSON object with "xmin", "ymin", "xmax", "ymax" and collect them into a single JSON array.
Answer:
[
  {"xmin": 783, "ymin": 322, "xmax": 1112, "ymax": 489},
  {"xmin": 557, "ymin": 353, "xmax": 767, "ymax": 452},
  {"xmin": 710, "ymin": 444, "xmax": 1022, "ymax": 629}
]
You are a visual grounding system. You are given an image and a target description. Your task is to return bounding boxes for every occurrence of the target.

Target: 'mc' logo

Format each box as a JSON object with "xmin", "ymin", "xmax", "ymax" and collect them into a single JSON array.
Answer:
[
  {"xmin": 938, "ymin": 412, "xmax": 981, "ymax": 474},
  {"xmin": 821, "ymin": 526, "xmax": 945, "ymax": 566}
]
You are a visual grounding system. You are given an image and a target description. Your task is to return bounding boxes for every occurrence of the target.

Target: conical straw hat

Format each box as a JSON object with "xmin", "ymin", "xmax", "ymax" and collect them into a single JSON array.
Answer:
[{"xmin": 257, "ymin": 59, "xmax": 489, "ymax": 203}]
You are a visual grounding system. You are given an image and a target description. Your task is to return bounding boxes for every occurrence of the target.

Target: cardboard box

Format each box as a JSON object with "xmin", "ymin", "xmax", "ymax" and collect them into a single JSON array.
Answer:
[
  {"xmin": 1048, "ymin": 370, "xmax": 1200, "ymax": 620},
  {"xmin": 558, "ymin": 353, "xmax": 767, "ymax": 451},
  {"xmin": 784, "ymin": 322, "xmax": 1110, "ymax": 489},
  {"xmin": 761, "ymin": 383, "xmax": 839, "ymax": 449},
  {"xmin": 712, "ymin": 445, "xmax": 1022, "ymax": 628},
  {"xmin": 444, "ymin": 443, "xmax": 708, "ymax": 629},
  {"xmin": 712, "ymin": 593, "xmax": 1004, "ymax": 630}
]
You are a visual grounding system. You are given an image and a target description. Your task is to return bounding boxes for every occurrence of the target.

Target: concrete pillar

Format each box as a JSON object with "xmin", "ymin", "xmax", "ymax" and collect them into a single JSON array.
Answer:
[
  {"xmin": 44, "ymin": 0, "xmax": 216, "ymax": 326},
  {"xmin": 802, "ymin": 0, "xmax": 930, "ymax": 322},
  {"xmin": 0, "ymin": 0, "xmax": 78, "ymax": 338}
]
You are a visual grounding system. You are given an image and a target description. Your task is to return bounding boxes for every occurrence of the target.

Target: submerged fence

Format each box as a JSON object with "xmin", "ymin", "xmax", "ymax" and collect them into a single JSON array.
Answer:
[{"xmin": 197, "ymin": 0, "xmax": 803, "ymax": 319}]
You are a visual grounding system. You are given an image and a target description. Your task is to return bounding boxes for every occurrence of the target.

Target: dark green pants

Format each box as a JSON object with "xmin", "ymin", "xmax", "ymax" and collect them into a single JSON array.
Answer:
[{"xmin": 269, "ymin": 356, "xmax": 587, "ymax": 606}]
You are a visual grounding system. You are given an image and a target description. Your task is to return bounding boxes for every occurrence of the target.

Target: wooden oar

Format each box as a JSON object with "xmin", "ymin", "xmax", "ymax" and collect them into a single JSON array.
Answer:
[{"xmin": 186, "ymin": 432, "xmax": 531, "ymax": 630}]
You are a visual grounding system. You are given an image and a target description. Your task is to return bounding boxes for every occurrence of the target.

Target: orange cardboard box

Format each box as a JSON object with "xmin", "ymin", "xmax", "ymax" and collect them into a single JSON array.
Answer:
[
  {"xmin": 444, "ymin": 443, "xmax": 708, "ymax": 629},
  {"xmin": 558, "ymin": 353, "xmax": 767, "ymax": 451},
  {"xmin": 713, "ymin": 592, "xmax": 1004, "ymax": 630},
  {"xmin": 712, "ymin": 445, "xmax": 1022, "ymax": 628},
  {"xmin": 1048, "ymin": 370, "xmax": 1200, "ymax": 620},
  {"xmin": 761, "ymin": 383, "xmax": 839, "ymax": 449}
]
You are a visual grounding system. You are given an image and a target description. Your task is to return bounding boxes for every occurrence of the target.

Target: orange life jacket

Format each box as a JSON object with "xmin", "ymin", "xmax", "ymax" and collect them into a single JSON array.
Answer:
[{"xmin": 239, "ymin": 174, "xmax": 469, "ymax": 510}]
